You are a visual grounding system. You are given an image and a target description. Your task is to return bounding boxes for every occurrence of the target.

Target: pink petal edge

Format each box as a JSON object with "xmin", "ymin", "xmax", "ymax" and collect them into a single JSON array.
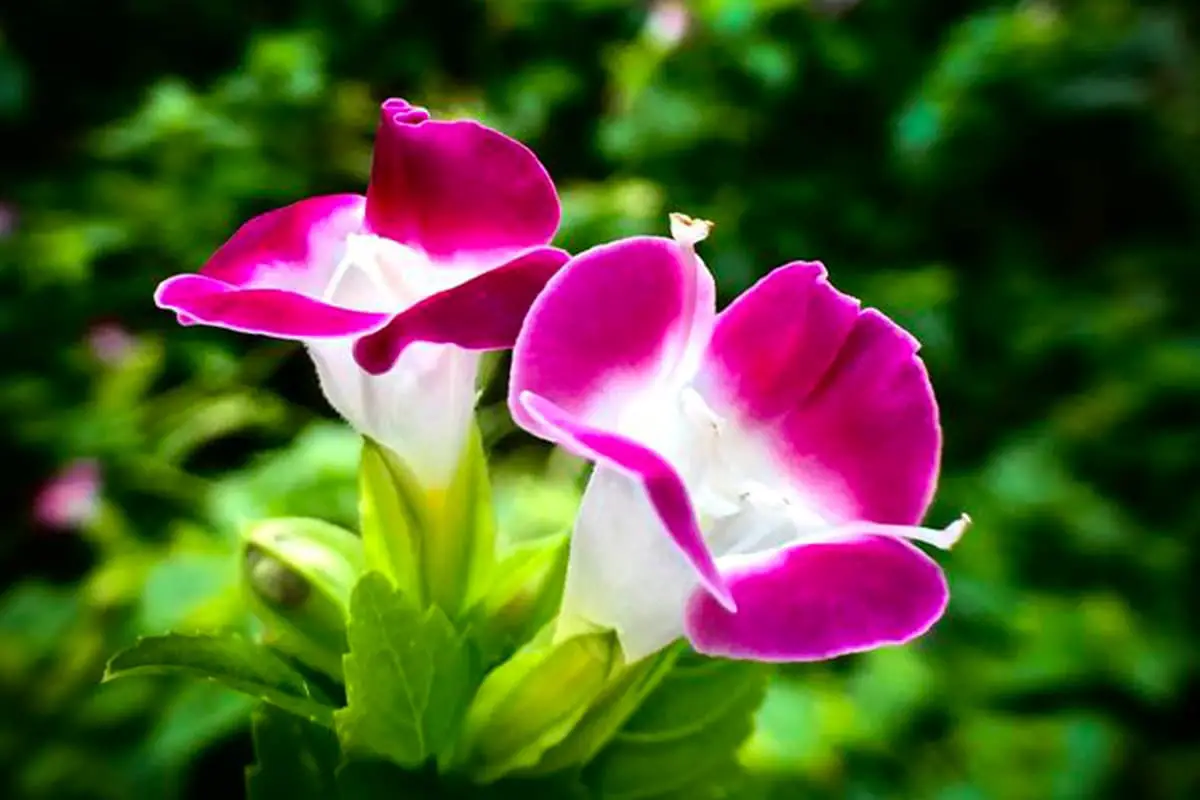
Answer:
[
  {"xmin": 364, "ymin": 99, "xmax": 561, "ymax": 262},
  {"xmin": 353, "ymin": 245, "xmax": 570, "ymax": 374},
  {"xmin": 698, "ymin": 261, "xmax": 941, "ymax": 526},
  {"xmin": 199, "ymin": 194, "xmax": 366, "ymax": 288},
  {"xmin": 520, "ymin": 390, "xmax": 734, "ymax": 611},
  {"xmin": 508, "ymin": 236, "xmax": 715, "ymax": 435},
  {"xmin": 684, "ymin": 534, "xmax": 948, "ymax": 662},
  {"xmin": 154, "ymin": 274, "xmax": 390, "ymax": 339}
]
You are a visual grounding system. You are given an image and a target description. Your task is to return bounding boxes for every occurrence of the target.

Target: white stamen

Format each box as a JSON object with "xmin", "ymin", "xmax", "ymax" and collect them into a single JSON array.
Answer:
[
  {"xmin": 669, "ymin": 212, "xmax": 713, "ymax": 248},
  {"xmin": 812, "ymin": 513, "xmax": 972, "ymax": 550}
]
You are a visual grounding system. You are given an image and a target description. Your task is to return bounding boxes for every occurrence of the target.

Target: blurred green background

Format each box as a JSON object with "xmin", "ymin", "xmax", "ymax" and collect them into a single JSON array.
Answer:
[{"xmin": 1, "ymin": 0, "xmax": 1197, "ymax": 797}]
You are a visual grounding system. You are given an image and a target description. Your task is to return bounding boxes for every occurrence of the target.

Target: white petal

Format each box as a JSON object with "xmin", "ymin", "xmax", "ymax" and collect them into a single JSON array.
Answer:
[
  {"xmin": 308, "ymin": 339, "xmax": 480, "ymax": 489},
  {"xmin": 556, "ymin": 467, "xmax": 701, "ymax": 662}
]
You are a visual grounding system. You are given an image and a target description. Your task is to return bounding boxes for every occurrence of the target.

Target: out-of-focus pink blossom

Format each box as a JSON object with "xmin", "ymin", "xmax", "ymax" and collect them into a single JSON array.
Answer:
[
  {"xmin": 87, "ymin": 322, "xmax": 137, "ymax": 366},
  {"xmin": 0, "ymin": 203, "xmax": 17, "ymax": 239},
  {"xmin": 646, "ymin": 0, "xmax": 691, "ymax": 48},
  {"xmin": 34, "ymin": 459, "xmax": 101, "ymax": 530}
]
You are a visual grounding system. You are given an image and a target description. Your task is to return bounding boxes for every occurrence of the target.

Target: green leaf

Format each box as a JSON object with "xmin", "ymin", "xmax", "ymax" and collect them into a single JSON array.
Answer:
[
  {"xmin": 582, "ymin": 654, "xmax": 769, "ymax": 799},
  {"xmin": 104, "ymin": 633, "xmax": 335, "ymax": 726},
  {"xmin": 246, "ymin": 703, "xmax": 340, "ymax": 800},
  {"xmin": 335, "ymin": 573, "xmax": 475, "ymax": 768},
  {"xmin": 460, "ymin": 630, "xmax": 617, "ymax": 782}
]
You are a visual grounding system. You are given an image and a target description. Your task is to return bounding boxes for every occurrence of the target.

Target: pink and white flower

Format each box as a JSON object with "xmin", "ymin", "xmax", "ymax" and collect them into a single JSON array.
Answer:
[
  {"xmin": 155, "ymin": 99, "xmax": 568, "ymax": 487},
  {"xmin": 509, "ymin": 218, "xmax": 967, "ymax": 662},
  {"xmin": 34, "ymin": 459, "xmax": 101, "ymax": 531}
]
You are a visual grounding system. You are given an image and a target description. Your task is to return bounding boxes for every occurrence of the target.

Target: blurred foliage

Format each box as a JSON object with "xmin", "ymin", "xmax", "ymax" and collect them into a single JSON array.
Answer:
[{"xmin": 1, "ymin": 0, "xmax": 1198, "ymax": 797}]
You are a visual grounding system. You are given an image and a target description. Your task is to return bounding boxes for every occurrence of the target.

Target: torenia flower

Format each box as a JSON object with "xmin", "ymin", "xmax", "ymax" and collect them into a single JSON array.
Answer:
[
  {"xmin": 155, "ymin": 99, "xmax": 568, "ymax": 487},
  {"xmin": 509, "ymin": 217, "xmax": 968, "ymax": 663}
]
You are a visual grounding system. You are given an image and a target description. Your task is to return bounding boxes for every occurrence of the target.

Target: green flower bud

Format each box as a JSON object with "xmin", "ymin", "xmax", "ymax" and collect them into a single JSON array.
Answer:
[
  {"xmin": 457, "ymin": 628, "xmax": 618, "ymax": 782},
  {"xmin": 475, "ymin": 533, "xmax": 569, "ymax": 660},
  {"xmin": 241, "ymin": 517, "xmax": 365, "ymax": 678}
]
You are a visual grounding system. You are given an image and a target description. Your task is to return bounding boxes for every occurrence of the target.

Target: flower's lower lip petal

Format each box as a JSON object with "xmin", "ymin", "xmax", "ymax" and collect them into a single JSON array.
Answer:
[
  {"xmin": 684, "ymin": 534, "xmax": 948, "ymax": 662},
  {"xmin": 697, "ymin": 261, "xmax": 940, "ymax": 526},
  {"xmin": 155, "ymin": 274, "xmax": 390, "ymax": 338},
  {"xmin": 365, "ymin": 102, "xmax": 560, "ymax": 261},
  {"xmin": 352, "ymin": 246, "xmax": 570, "ymax": 374},
  {"xmin": 520, "ymin": 391, "xmax": 734, "ymax": 611},
  {"xmin": 508, "ymin": 236, "xmax": 714, "ymax": 435}
]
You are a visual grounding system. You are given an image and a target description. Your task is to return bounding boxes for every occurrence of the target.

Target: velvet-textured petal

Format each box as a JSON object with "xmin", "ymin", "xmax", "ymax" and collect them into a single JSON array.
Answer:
[
  {"xmin": 200, "ymin": 194, "xmax": 365, "ymax": 290},
  {"xmin": 353, "ymin": 246, "xmax": 570, "ymax": 374},
  {"xmin": 364, "ymin": 99, "xmax": 560, "ymax": 263},
  {"xmin": 519, "ymin": 391, "xmax": 732, "ymax": 610},
  {"xmin": 509, "ymin": 236, "xmax": 715, "ymax": 434},
  {"xmin": 155, "ymin": 274, "xmax": 390, "ymax": 338},
  {"xmin": 697, "ymin": 262, "xmax": 940, "ymax": 526},
  {"xmin": 685, "ymin": 534, "xmax": 948, "ymax": 662}
]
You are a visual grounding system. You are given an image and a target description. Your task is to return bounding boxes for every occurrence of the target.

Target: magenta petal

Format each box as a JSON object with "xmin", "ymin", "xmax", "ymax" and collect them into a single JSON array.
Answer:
[
  {"xmin": 154, "ymin": 193, "xmax": 380, "ymax": 339},
  {"xmin": 520, "ymin": 391, "xmax": 734, "ymax": 611},
  {"xmin": 364, "ymin": 99, "xmax": 560, "ymax": 262},
  {"xmin": 685, "ymin": 535, "xmax": 948, "ymax": 662},
  {"xmin": 698, "ymin": 262, "xmax": 940, "ymax": 525},
  {"xmin": 509, "ymin": 236, "xmax": 714, "ymax": 433},
  {"xmin": 200, "ymin": 194, "xmax": 365, "ymax": 289},
  {"xmin": 154, "ymin": 274, "xmax": 390, "ymax": 339},
  {"xmin": 353, "ymin": 246, "xmax": 570, "ymax": 374}
]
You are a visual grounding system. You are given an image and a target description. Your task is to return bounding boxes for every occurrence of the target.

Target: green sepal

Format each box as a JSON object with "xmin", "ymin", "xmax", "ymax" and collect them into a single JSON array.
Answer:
[
  {"xmin": 358, "ymin": 424, "xmax": 495, "ymax": 620},
  {"xmin": 458, "ymin": 627, "xmax": 618, "ymax": 783},
  {"xmin": 242, "ymin": 517, "xmax": 364, "ymax": 678},
  {"xmin": 358, "ymin": 438, "xmax": 428, "ymax": 605},
  {"xmin": 528, "ymin": 643, "xmax": 683, "ymax": 775}
]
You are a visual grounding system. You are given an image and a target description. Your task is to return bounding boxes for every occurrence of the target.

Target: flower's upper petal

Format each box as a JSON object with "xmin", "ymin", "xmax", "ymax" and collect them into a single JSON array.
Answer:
[
  {"xmin": 365, "ymin": 98, "xmax": 560, "ymax": 265},
  {"xmin": 519, "ymin": 391, "xmax": 732, "ymax": 611},
  {"xmin": 155, "ymin": 274, "xmax": 390, "ymax": 338},
  {"xmin": 509, "ymin": 236, "xmax": 715, "ymax": 435},
  {"xmin": 153, "ymin": 194, "xmax": 389, "ymax": 339},
  {"xmin": 558, "ymin": 467, "xmax": 705, "ymax": 662},
  {"xmin": 685, "ymin": 533, "xmax": 948, "ymax": 662},
  {"xmin": 308, "ymin": 339, "xmax": 480, "ymax": 489},
  {"xmin": 697, "ymin": 262, "xmax": 940, "ymax": 526},
  {"xmin": 353, "ymin": 246, "xmax": 570, "ymax": 374}
]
